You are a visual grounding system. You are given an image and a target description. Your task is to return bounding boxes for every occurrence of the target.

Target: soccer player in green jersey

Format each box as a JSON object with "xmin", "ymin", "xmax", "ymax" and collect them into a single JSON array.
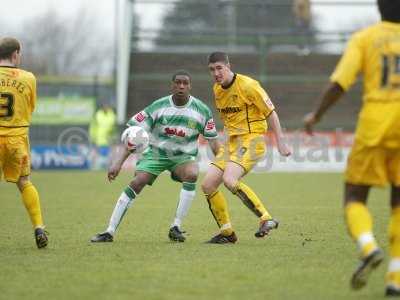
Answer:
[{"xmin": 91, "ymin": 70, "xmax": 220, "ymax": 243}]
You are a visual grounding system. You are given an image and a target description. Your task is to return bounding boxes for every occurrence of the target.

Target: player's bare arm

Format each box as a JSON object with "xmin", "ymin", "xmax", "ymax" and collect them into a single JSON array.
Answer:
[
  {"xmin": 208, "ymin": 138, "xmax": 222, "ymax": 156},
  {"xmin": 267, "ymin": 111, "xmax": 291, "ymax": 157},
  {"xmin": 303, "ymin": 82, "xmax": 345, "ymax": 134},
  {"xmin": 108, "ymin": 146, "xmax": 131, "ymax": 181}
]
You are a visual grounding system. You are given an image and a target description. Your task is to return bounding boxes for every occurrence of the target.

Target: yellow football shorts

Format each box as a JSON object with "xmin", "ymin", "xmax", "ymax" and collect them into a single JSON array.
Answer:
[
  {"xmin": 0, "ymin": 135, "xmax": 31, "ymax": 183},
  {"xmin": 346, "ymin": 142, "xmax": 400, "ymax": 187},
  {"xmin": 212, "ymin": 133, "xmax": 266, "ymax": 173}
]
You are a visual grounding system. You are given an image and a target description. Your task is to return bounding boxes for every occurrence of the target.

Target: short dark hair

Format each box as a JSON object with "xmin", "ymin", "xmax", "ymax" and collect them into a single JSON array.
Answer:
[
  {"xmin": 378, "ymin": 0, "xmax": 400, "ymax": 22},
  {"xmin": 208, "ymin": 52, "xmax": 230, "ymax": 65},
  {"xmin": 0, "ymin": 37, "xmax": 20, "ymax": 60},
  {"xmin": 172, "ymin": 70, "xmax": 191, "ymax": 82}
]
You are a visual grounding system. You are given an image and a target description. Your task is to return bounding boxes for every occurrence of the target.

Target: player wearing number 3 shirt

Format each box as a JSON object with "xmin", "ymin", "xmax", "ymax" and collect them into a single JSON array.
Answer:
[{"xmin": 0, "ymin": 37, "xmax": 48, "ymax": 249}]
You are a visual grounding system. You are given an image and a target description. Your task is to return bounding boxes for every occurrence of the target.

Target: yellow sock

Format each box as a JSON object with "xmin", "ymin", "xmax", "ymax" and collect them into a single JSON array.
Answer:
[
  {"xmin": 386, "ymin": 208, "xmax": 400, "ymax": 287},
  {"xmin": 21, "ymin": 182, "xmax": 44, "ymax": 228},
  {"xmin": 345, "ymin": 202, "xmax": 378, "ymax": 257},
  {"xmin": 206, "ymin": 190, "xmax": 233, "ymax": 235},
  {"xmin": 386, "ymin": 271, "xmax": 400, "ymax": 287},
  {"xmin": 389, "ymin": 207, "xmax": 400, "ymax": 258},
  {"xmin": 234, "ymin": 181, "xmax": 271, "ymax": 221}
]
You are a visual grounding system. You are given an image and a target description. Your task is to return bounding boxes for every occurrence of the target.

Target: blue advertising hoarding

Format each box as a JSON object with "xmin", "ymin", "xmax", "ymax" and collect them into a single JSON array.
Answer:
[{"xmin": 31, "ymin": 145, "xmax": 91, "ymax": 170}]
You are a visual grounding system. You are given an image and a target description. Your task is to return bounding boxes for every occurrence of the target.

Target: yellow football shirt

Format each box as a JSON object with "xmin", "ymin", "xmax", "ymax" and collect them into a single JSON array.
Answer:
[
  {"xmin": 330, "ymin": 21, "xmax": 400, "ymax": 147},
  {"xmin": 213, "ymin": 73, "xmax": 274, "ymax": 136},
  {"xmin": 0, "ymin": 66, "xmax": 36, "ymax": 136}
]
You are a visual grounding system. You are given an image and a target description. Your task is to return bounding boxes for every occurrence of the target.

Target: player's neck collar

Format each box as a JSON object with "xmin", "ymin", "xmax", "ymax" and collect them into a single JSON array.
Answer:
[
  {"xmin": 381, "ymin": 20, "xmax": 400, "ymax": 27},
  {"xmin": 170, "ymin": 95, "xmax": 192, "ymax": 108},
  {"xmin": 221, "ymin": 73, "xmax": 237, "ymax": 90}
]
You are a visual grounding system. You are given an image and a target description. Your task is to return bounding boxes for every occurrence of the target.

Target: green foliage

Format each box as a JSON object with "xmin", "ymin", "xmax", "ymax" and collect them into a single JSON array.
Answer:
[{"xmin": 0, "ymin": 171, "xmax": 390, "ymax": 300}]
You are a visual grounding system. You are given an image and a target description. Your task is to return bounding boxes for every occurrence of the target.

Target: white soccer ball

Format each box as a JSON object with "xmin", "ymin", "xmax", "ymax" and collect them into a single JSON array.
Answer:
[{"xmin": 121, "ymin": 126, "xmax": 149, "ymax": 153}]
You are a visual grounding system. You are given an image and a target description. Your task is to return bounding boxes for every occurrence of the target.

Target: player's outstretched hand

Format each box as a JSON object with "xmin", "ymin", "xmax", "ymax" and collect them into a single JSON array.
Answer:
[
  {"xmin": 277, "ymin": 141, "xmax": 291, "ymax": 157},
  {"xmin": 107, "ymin": 164, "xmax": 121, "ymax": 182},
  {"xmin": 303, "ymin": 112, "xmax": 319, "ymax": 135}
]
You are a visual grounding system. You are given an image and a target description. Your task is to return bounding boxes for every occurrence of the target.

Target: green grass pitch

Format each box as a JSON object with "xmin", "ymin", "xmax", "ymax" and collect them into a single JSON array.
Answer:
[{"xmin": 0, "ymin": 171, "xmax": 392, "ymax": 300}]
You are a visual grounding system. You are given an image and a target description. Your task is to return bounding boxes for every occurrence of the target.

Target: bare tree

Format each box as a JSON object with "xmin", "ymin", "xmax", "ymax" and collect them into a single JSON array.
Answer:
[{"xmin": 14, "ymin": 6, "xmax": 114, "ymax": 76}]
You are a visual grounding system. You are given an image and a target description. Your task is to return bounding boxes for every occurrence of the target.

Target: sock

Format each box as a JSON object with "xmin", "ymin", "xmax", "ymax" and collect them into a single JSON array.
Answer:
[
  {"xmin": 389, "ymin": 207, "xmax": 400, "ymax": 258},
  {"xmin": 171, "ymin": 182, "xmax": 196, "ymax": 229},
  {"xmin": 106, "ymin": 186, "xmax": 136, "ymax": 235},
  {"xmin": 387, "ymin": 258, "xmax": 400, "ymax": 286},
  {"xmin": 345, "ymin": 202, "xmax": 378, "ymax": 258},
  {"xmin": 234, "ymin": 181, "xmax": 271, "ymax": 220},
  {"xmin": 387, "ymin": 207, "xmax": 400, "ymax": 285},
  {"xmin": 21, "ymin": 182, "xmax": 44, "ymax": 228},
  {"xmin": 205, "ymin": 190, "xmax": 233, "ymax": 235}
]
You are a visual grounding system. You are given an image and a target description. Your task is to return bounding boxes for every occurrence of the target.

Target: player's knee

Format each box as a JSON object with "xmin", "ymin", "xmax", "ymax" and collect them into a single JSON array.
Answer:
[
  {"xmin": 222, "ymin": 177, "xmax": 237, "ymax": 193},
  {"xmin": 201, "ymin": 179, "xmax": 215, "ymax": 195},
  {"xmin": 131, "ymin": 172, "xmax": 154, "ymax": 193},
  {"xmin": 181, "ymin": 172, "xmax": 198, "ymax": 183},
  {"xmin": 129, "ymin": 178, "xmax": 147, "ymax": 194},
  {"xmin": 201, "ymin": 180, "xmax": 209, "ymax": 194},
  {"xmin": 16, "ymin": 176, "xmax": 31, "ymax": 192}
]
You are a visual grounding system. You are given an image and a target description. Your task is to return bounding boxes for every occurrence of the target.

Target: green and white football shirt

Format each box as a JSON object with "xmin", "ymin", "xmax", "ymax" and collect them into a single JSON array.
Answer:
[{"xmin": 127, "ymin": 95, "xmax": 217, "ymax": 157}]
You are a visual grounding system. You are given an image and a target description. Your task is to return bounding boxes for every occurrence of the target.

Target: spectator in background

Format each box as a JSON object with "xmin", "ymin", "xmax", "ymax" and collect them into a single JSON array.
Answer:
[
  {"xmin": 89, "ymin": 102, "xmax": 117, "ymax": 169},
  {"xmin": 292, "ymin": 0, "xmax": 311, "ymax": 28},
  {"xmin": 292, "ymin": 0, "xmax": 312, "ymax": 55}
]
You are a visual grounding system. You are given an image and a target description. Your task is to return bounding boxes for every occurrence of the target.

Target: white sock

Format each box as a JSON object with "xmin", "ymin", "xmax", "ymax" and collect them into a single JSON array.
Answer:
[
  {"xmin": 388, "ymin": 258, "xmax": 400, "ymax": 273},
  {"xmin": 106, "ymin": 191, "xmax": 135, "ymax": 235},
  {"xmin": 171, "ymin": 188, "xmax": 195, "ymax": 228},
  {"xmin": 357, "ymin": 232, "xmax": 376, "ymax": 248}
]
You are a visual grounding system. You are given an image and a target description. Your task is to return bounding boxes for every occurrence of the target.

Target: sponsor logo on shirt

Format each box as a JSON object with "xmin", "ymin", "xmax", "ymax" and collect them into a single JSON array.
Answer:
[
  {"xmin": 217, "ymin": 107, "xmax": 242, "ymax": 113},
  {"xmin": 188, "ymin": 120, "xmax": 197, "ymax": 129},
  {"xmin": 206, "ymin": 119, "xmax": 215, "ymax": 131},
  {"xmin": 165, "ymin": 127, "xmax": 186, "ymax": 137},
  {"xmin": 134, "ymin": 111, "xmax": 146, "ymax": 123}
]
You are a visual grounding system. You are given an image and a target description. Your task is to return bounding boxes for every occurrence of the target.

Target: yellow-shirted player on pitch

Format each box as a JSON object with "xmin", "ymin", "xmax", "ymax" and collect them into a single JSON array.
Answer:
[
  {"xmin": 202, "ymin": 52, "xmax": 291, "ymax": 244},
  {"xmin": 304, "ymin": 0, "xmax": 400, "ymax": 295},
  {"xmin": 0, "ymin": 37, "xmax": 48, "ymax": 249}
]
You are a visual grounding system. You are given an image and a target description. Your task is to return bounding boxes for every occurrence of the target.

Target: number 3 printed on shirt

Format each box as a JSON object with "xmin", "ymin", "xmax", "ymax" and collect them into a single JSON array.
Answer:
[{"xmin": 0, "ymin": 93, "xmax": 14, "ymax": 118}]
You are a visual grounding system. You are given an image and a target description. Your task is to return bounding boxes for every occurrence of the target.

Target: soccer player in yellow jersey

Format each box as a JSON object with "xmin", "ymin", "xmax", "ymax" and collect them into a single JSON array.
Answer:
[
  {"xmin": 0, "ymin": 37, "xmax": 48, "ymax": 249},
  {"xmin": 304, "ymin": 0, "xmax": 400, "ymax": 295},
  {"xmin": 202, "ymin": 51, "xmax": 291, "ymax": 244}
]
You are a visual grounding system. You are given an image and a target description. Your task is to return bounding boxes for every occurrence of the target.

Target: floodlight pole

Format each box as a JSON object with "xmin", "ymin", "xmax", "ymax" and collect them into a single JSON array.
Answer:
[{"xmin": 116, "ymin": 0, "xmax": 133, "ymax": 125}]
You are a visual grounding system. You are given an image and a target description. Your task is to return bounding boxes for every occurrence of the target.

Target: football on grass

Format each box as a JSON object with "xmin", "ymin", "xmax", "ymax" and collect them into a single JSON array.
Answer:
[{"xmin": 121, "ymin": 126, "xmax": 149, "ymax": 153}]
